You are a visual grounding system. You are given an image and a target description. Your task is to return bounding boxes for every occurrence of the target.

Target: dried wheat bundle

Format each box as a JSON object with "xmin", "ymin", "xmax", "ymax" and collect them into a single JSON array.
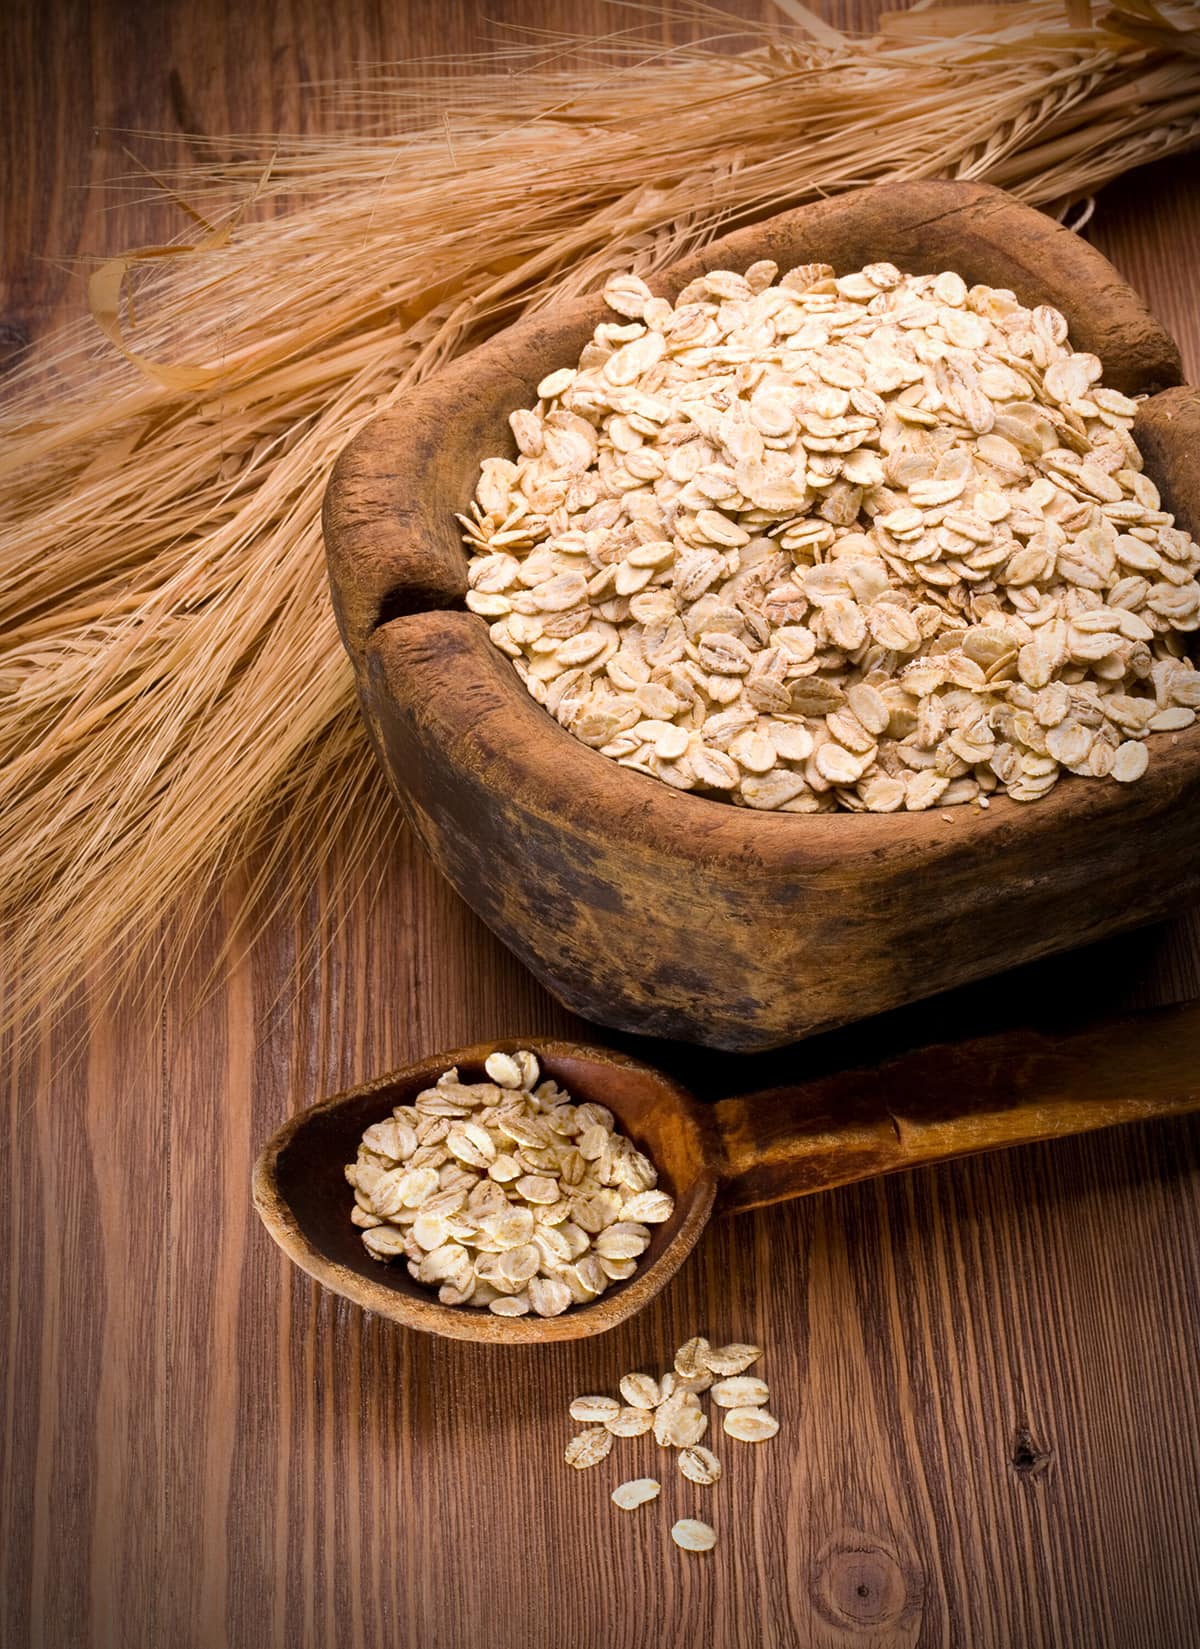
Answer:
[{"xmin": 2, "ymin": 0, "xmax": 1199, "ymax": 1029}]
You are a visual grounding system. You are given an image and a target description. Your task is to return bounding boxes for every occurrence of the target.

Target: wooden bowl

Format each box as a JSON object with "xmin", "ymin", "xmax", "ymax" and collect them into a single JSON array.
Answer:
[{"xmin": 324, "ymin": 180, "xmax": 1200, "ymax": 1052}]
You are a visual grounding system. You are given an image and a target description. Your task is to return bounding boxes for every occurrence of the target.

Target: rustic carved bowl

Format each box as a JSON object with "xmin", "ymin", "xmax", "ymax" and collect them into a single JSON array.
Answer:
[{"xmin": 324, "ymin": 180, "xmax": 1200, "ymax": 1053}]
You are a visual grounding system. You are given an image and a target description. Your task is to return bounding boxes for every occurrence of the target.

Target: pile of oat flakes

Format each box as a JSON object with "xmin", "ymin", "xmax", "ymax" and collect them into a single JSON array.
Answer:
[
  {"xmin": 462, "ymin": 262, "xmax": 1200, "ymax": 812},
  {"xmin": 346, "ymin": 1051, "xmax": 674, "ymax": 1316}
]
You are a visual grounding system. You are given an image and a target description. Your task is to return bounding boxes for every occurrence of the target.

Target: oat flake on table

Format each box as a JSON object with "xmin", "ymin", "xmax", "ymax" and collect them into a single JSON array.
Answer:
[
  {"xmin": 561, "ymin": 1337, "xmax": 778, "ymax": 1556},
  {"xmin": 671, "ymin": 1518, "xmax": 718, "ymax": 1552},
  {"xmin": 462, "ymin": 262, "xmax": 1200, "ymax": 812}
]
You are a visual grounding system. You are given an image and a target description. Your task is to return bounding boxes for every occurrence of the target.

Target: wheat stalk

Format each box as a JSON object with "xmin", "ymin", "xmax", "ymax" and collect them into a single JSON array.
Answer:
[{"xmin": 2, "ymin": 0, "xmax": 1198, "ymax": 1033}]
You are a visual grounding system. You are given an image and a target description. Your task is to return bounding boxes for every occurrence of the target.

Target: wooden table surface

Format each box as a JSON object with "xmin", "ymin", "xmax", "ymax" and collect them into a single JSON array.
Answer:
[{"xmin": 4, "ymin": 4, "xmax": 1200, "ymax": 1646}]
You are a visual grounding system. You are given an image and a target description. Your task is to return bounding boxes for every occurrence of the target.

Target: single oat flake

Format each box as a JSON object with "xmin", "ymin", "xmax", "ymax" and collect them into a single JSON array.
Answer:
[
  {"xmin": 723, "ymin": 1406, "xmax": 780, "ymax": 1442},
  {"xmin": 564, "ymin": 1428, "xmax": 615, "ymax": 1469},
  {"xmin": 619, "ymin": 1372, "xmax": 663, "ymax": 1409},
  {"xmin": 674, "ymin": 1336, "xmax": 712, "ymax": 1379},
  {"xmin": 655, "ymin": 1399, "xmax": 709, "ymax": 1449},
  {"xmin": 606, "ymin": 1406, "xmax": 655, "ymax": 1437},
  {"xmin": 569, "ymin": 1395, "xmax": 621, "ymax": 1424},
  {"xmin": 703, "ymin": 1343, "xmax": 762, "ymax": 1376},
  {"xmin": 678, "ymin": 1445, "xmax": 723, "ymax": 1486},
  {"xmin": 710, "ymin": 1376, "xmax": 770, "ymax": 1409},
  {"xmin": 671, "ymin": 1518, "xmax": 718, "ymax": 1552},
  {"xmin": 612, "ymin": 1477, "xmax": 662, "ymax": 1511}
]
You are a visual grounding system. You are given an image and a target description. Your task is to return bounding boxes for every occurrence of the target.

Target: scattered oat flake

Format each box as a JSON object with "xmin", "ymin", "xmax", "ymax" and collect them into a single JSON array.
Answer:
[
  {"xmin": 655, "ymin": 1402, "xmax": 708, "ymax": 1449},
  {"xmin": 564, "ymin": 1428, "xmax": 614, "ymax": 1469},
  {"xmin": 674, "ymin": 1336, "xmax": 712, "ymax": 1379},
  {"xmin": 619, "ymin": 1372, "xmax": 663, "ymax": 1409},
  {"xmin": 612, "ymin": 1478, "xmax": 661, "ymax": 1511},
  {"xmin": 710, "ymin": 1376, "xmax": 769, "ymax": 1409},
  {"xmin": 569, "ymin": 1395, "xmax": 621, "ymax": 1423},
  {"xmin": 606, "ymin": 1406, "xmax": 655, "ymax": 1437},
  {"xmin": 679, "ymin": 1446, "xmax": 723, "ymax": 1486},
  {"xmin": 671, "ymin": 1518, "xmax": 717, "ymax": 1552},
  {"xmin": 703, "ymin": 1343, "xmax": 762, "ymax": 1376},
  {"xmin": 723, "ymin": 1407, "xmax": 780, "ymax": 1442}
]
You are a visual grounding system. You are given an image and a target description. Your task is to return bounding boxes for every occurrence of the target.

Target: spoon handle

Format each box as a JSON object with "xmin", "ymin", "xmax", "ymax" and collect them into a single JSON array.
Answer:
[{"xmin": 710, "ymin": 997, "xmax": 1200, "ymax": 1216}]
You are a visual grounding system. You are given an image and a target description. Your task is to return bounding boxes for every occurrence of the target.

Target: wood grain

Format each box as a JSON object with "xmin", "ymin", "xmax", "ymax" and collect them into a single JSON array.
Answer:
[{"xmin": 3, "ymin": 3, "xmax": 1200, "ymax": 1646}]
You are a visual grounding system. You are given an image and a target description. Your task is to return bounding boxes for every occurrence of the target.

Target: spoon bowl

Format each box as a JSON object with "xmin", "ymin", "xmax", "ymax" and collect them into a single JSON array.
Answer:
[
  {"xmin": 253, "ymin": 1002, "xmax": 1200, "ymax": 1344},
  {"xmin": 253, "ymin": 1041, "xmax": 717, "ymax": 1342}
]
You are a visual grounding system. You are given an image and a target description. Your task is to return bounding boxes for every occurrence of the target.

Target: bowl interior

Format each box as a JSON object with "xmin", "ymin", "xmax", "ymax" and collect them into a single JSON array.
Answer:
[{"xmin": 261, "ymin": 1042, "xmax": 717, "ymax": 1341}]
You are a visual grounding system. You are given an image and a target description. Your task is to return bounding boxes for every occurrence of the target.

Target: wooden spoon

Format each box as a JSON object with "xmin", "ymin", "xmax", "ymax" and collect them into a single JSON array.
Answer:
[{"xmin": 252, "ymin": 999, "xmax": 1200, "ymax": 1343}]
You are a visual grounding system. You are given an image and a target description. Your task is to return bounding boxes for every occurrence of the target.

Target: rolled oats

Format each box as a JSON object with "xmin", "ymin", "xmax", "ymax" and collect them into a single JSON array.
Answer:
[
  {"xmin": 528, "ymin": 1276, "xmax": 574, "ymax": 1317},
  {"xmin": 1112, "ymin": 740, "xmax": 1149, "ymax": 782},
  {"xmin": 564, "ymin": 1428, "xmax": 614, "ymax": 1469},
  {"xmin": 671, "ymin": 1518, "xmax": 717, "ymax": 1552},
  {"xmin": 619, "ymin": 1372, "xmax": 664, "ymax": 1409},
  {"xmin": 594, "ymin": 1222, "xmax": 652, "ymax": 1261},
  {"xmin": 678, "ymin": 1445, "xmax": 723, "ymax": 1486},
  {"xmin": 466, "ymin": 265, "xmax": 1200, "ymax": 811},
  {"xmin": 723, "ymin": 1407, "xmax": 780, "ymax": 1442},
  {"xmin": 606, "ymin": 1406, "xmax": 656, "ymax": 1437},
  {"xmin": 361, "ymin": 1225, "xmax": 407, "ymax": 1260},
  {"xmin": 562, "ymin": 1332, "xmax": 782, "ymax": 1558},
  {"xmin": 488, "ymin": 1294, "xmax": 530, "ymax": 1317},
  {"xmin": 655, "ymin": 1399, "xmax": 709, "ymax": 1449},
  {"xmin": 612, "ymin": 1478, "xmax": 661, "ymax": 1511},
  {"xmin": 702, "ymin": 1342, "xmax": 762, "ymax": 1376},
  {"xmin": 710, "ymin": 1376, "xmax": 770, "ymax": 1409},
  {"xmin": 619, "ymin": 1190, "xmax": 675, "ymax": 1224},
  {"xmin": 347, "ymin": 1051, "xmax": 673, "ymax": 1313},
  {"xmin": 674, "ymin": 1336, "xmax": 712, "ymax": 1379},
  {"xmin": 569, "ymin": 1395, "xmax": 621, "ymax": 1423},
  {"xmin": 672, "ymin": 1367, "xmax": 715, "ymax": 1395}
]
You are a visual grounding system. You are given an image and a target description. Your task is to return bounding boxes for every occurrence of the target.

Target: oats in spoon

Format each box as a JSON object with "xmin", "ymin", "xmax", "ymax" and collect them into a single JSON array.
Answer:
[{"xmin": 346, "ymin": 1050, "xmax": 674, "ymax": 1316}]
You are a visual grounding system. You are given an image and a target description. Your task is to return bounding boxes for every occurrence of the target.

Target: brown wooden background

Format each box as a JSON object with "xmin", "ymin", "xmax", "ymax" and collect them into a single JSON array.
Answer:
[{"xmin": 4, "ymin": 4, "xmax": 1200, "ymax": 1646}]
